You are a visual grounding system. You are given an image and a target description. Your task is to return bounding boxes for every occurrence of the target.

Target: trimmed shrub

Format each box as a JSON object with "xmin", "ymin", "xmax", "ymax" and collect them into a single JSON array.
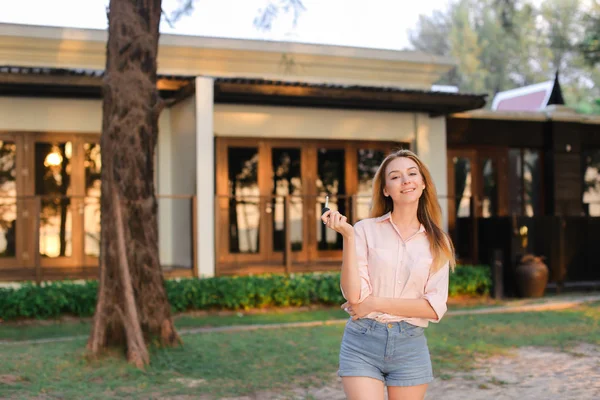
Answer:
[{"xmin": 0, "ymin": 265, "xmax": 490, "ymax": 320}]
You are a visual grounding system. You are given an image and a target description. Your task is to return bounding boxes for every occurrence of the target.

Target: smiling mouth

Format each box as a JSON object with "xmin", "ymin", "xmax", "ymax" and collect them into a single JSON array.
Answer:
[{"xmin": 401, "ymin": 188, "xmax": 416, "ymax": 194}]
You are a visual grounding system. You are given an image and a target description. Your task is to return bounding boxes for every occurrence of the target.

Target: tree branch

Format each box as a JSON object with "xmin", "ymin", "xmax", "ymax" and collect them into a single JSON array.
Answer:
[
  {"xmin": 162, "ymin": 0, "xmax": 197, "ymax": 28},
  {"xmin": 254, "ymin": 0, "xmax": 306, "ymax": 32}
]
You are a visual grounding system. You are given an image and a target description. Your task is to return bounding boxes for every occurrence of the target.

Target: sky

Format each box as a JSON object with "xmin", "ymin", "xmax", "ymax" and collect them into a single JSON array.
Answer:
[{"xmin": 0, "ymin": 0, "xmax": 452, "ymax": 51}]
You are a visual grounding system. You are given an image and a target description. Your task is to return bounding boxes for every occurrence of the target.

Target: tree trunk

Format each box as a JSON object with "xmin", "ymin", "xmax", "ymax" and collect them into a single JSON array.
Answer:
[{"xmin": 87, "ymin": 0, "xmax": 181, "ymax": 368}]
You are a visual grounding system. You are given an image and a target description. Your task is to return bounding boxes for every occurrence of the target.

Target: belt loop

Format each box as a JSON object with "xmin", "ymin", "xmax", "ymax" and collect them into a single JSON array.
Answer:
[{"xmin": 368, "ymin": 319, "xmax": 376, "ymax": 332}]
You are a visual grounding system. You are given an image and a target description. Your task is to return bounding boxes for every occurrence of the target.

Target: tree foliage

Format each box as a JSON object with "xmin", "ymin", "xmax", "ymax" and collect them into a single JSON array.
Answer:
[
  {"xmin": 578, "ymin": 2, "xmax": 600, "ymax": 66},
  {"xmin": 410, "ymin": 0, "xmax": 600, "ymax": 113}
]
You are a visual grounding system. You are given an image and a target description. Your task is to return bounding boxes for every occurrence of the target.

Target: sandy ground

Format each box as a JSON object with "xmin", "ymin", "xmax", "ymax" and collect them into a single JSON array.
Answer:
[{"xmin": 211, "ymin": 343, "xmax": 600, "ymax": 400}]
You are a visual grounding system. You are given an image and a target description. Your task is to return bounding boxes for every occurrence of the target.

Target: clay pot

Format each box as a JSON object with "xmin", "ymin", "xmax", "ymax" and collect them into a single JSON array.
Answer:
[{"xmin": 515, "ymin": 255, "xmax": 549, "ymax": 298}]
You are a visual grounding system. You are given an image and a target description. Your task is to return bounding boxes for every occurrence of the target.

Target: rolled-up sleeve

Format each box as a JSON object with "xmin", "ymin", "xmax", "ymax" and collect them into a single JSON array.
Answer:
[
  {"xmin": 340, "ymin": 221, "xmax": 372, "ymax": 303},
  {"xmin": 422, "ymin": 261, "xmax": 449, "ymax": 322}
]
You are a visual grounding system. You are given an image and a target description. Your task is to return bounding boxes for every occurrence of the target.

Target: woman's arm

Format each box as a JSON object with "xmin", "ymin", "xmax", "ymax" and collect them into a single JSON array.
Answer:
[
  {"xmin": 321, "ymin": 210, "xmax": 371, "ymax": 304},
  {"xmin": 345, "ymin": 262, "xmax": 450, "ymax": 321},
  {"xmin": 372, "ymin": 298, "xmax": 438, "ymax": 319},
  {"xmin": 340, "ymin": 234, "xmax": 362, "ymax": 303}
]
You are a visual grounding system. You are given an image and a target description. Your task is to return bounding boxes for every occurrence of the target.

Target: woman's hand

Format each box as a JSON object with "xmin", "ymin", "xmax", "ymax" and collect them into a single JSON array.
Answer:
[
  {"xmin": 341, "ymin": 296, "xmax": 378, "ymax": 320},
  {"xmin": 321, "ymin": 210, "xmax": 354, "ymax": 238}
]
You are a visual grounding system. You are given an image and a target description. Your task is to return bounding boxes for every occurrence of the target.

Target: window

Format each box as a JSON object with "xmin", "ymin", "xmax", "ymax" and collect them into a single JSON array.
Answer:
[
  {"xmin": 583, "ymin": 149, "xmax": 600, "ymax": 217},
  {"xmin": 316, "ymin": 148, "xmax": 345, "ymax": 250},
  {"xmin": 356, "ymin": 148, "xmax": 386, "ymax": 221},
  {"xmin": 227, "ymin": 147, "xmax": 260, "ymax": 254},
  {"xmin": 272, "ymin": 148, "xmax": 303, "ymax": 251},
  {"xmin": 36, "ymin": 141, "xmax": 73, "ymax": 258},
  {"xmin": 508, "ymin": 148, "xmax": 542, "ymax": 216},
  {"xmin": 452, "ymin": 156, "xmax": 472, "ymax": 218},
  {"xmin": 0, "ymin": 140, "xmax": 17, "ymax": 258},
  {"xmin": 84, "ymin": 143, "xmax": 101, "ymax": 257}
]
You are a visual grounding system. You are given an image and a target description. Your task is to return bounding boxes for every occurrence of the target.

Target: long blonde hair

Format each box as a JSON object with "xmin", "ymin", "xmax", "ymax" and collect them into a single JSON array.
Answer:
[{"xmin": 370, "ymin": 149, "xmax": 455, "ymax": 273}]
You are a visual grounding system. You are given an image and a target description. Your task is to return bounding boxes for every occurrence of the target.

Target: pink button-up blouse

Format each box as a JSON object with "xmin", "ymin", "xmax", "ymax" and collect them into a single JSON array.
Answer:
[{"xmin": 345, "ymin": 212, "xmax": 450, "ymax": 327}]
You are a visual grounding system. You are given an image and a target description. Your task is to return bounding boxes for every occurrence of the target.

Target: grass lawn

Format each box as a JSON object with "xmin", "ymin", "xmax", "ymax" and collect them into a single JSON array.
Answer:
[
  {"xmin": 2, "ymin": 292, "xmax": 591, "ymax": 342},
  {"xmin": 0, "ymin": 301, "xmax": 598, "ymax": 399}
]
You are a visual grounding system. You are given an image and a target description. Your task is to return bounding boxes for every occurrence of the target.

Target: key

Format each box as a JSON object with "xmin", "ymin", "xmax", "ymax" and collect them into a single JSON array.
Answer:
[{"xmin": 321, "ymin": 195, "xmax": 329, "ymax": 215}]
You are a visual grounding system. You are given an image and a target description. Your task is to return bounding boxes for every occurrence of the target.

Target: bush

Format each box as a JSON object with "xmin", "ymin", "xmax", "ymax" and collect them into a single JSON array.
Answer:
[
  {"xmin": 0, "ymin": 265, "xmax": 490, "ymax": 320},
  {"xmin": 0, "ymin": 281, "xmax": 99, "ymax": 320},
  {"xmin": 448, "ymin": 264, "xmax": 491, "ymax": 296}
]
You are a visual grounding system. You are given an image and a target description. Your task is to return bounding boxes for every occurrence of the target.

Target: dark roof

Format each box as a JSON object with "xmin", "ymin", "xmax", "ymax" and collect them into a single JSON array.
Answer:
[
  {"xmin": 0, "ymin": 65, "xmax": 193, "ymax": 81},
  {"xmin": 0, "ymin": 65, "xmax": 193, "ymax": 100},
  {"xmin": 0, "ymin": 66, "xmax": 486, "ymax": 115},
  {"xmin": 211, "ymin": 77, "xmax": 486, "ymax": 115}
]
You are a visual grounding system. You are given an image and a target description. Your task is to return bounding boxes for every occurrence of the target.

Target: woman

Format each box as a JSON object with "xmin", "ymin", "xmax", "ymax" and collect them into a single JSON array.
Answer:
[{"xmin": 321, "ymin": 149, "xmax": 454, "ymax": 400}]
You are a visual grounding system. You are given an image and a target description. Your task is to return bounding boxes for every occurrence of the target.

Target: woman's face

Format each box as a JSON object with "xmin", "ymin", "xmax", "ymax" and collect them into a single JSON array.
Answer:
[{"xmin": 383, "ymin": 156, "xmax": 425, "ymax": 205}]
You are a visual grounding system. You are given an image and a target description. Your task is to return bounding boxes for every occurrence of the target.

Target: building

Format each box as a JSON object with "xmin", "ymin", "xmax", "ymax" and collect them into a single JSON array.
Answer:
[
  {"xmin": 0, "ymin": 23, "xmax": 486, "ymax": 282},
  {"xmin": 446, "ymin": 75, "xmax": 600, "ymax": 294}
]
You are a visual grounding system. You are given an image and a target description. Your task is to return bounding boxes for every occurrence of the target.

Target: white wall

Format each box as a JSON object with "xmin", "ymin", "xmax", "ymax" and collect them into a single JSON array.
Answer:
[
  {"xmin": 214, "ymin": 104, "xmax": 416, "ymax": 142},
  {"xmin": 415, "ymin": 114, "xmax": 448, "ymax": 230},
  {"xmin": 157, "ymin": 108, "xmax": 174, "ymax": 268},
  {"xmin": 160, "ymin": 95, "xmax": 197, "ymax": 270},
  {"xmin": 0, "ymin": 97, "xmax": 102, "ymax": 133}
]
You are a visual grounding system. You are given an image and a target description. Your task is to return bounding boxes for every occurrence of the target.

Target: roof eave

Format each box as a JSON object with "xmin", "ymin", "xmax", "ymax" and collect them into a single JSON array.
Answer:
[
  {"xmin": 214, "ymin": 81, "xmax": 486, "ymax": 116},
  {"xmin": 0, "ymin": 66, "xmax": 487, "ymax": 115}
]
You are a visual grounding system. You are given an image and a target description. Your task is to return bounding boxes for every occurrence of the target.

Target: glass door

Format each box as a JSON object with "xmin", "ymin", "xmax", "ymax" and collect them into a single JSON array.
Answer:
[
  {"xmin": 0, "ymin": 132, "xmax": 101, "ymax": 280},
  {"xmin": 476, "ymin": 148, "xmax": 508, "ymax": 218},
  {"xmin": 447, "ymin": 149, "xmax": 477, "ymax": 262},
  {"xmin": 312, "ymin": 145, "xmax": 347, "ymax": 260},
  {"xmin": 355, "ymin": 147, "xmax": 388, "ymax": 221},
  {"xmin": 447, "ymin": 147, "xmax": 508, "ymax": 262},
  {"xmin": 215, "ymin": 139, "xmax": 269, "ymax": 268},
  {"xmin": 268, "ymin": 144, "xmax": 308, "ymax": 263},
  {"xmin": 216, "ymin": 139, "xmax": 310, "ymax": 269},
  {"xmin": 34, "ymin": 135, "xmax": 80, "ymax": 267},
  {"xmin": 0, "ymin": 134, "xmax": 24, "ymax": 270},
  {"xmin": 82, "ymin": 140, "xmax": 102, "ymax": 266},
  {"xmin": 30, "ymin": 134, "xmax": 101, "ymax": 271}
]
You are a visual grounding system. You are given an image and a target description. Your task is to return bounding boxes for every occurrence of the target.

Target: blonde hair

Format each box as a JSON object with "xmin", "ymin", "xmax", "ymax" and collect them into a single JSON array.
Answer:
[{"xmin": 370, "ymin": 149, "xmax": 455, "ymax": 273}]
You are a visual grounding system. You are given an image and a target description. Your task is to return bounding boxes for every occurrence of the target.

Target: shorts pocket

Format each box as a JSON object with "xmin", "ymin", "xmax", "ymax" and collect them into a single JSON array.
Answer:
[
  {"xmin": 404, "ymin": 323, "xmax": 425, "ymax": 338},
  {"xmin": 345, "ymin": 318, "xmax": 369, "ymax": 335}
]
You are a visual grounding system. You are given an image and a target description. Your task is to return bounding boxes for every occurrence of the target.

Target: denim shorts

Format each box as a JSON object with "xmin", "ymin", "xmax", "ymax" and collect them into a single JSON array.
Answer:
[{"xmin": 338, "ymin": 318, "xmax": 434, "ymax": 387}]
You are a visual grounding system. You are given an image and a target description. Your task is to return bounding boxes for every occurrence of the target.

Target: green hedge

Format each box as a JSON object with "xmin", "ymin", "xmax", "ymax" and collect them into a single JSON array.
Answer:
[{"xmin": 0, "ymin": 265, "xmax": 490, "ymax": 321}]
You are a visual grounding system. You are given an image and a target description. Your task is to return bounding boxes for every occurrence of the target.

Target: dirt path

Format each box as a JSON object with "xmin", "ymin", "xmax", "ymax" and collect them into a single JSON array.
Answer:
[
  {"xmin": 214, "ymin": 343, "xmax": 600, "ymax": 400},
  {"xmin": 425, "ymin": 343, "xmax": 600, "ymax": 400}
]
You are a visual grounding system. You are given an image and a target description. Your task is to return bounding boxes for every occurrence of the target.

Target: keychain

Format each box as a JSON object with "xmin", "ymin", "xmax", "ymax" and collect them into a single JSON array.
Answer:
[{"xmin": 321, "ymin": 195, "xmax": 329, "ymax": 224}]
